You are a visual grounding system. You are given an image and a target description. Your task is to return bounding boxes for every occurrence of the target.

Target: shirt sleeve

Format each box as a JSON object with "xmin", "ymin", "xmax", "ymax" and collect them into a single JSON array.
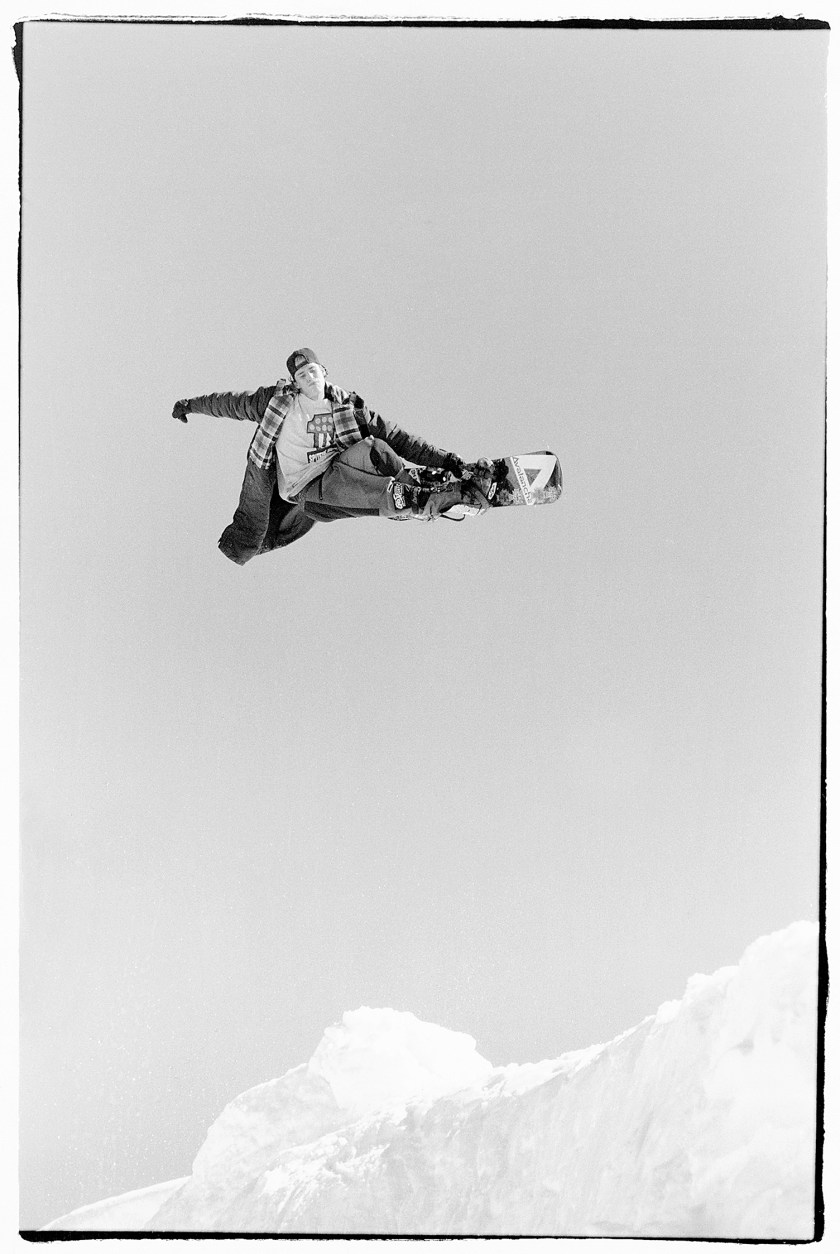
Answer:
[
  {"xmin": 184, "ymin": 384, "xmax": 278, "ymax": 424},
  {"xmin": 364, "ymin": 407, "xmax": 460, "ymax": 470}
]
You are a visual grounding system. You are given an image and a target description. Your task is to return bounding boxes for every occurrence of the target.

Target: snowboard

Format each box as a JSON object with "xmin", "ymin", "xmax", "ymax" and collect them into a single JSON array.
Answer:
[{"xmin": 443, "ymin": 451, "xmax": 563, "ymax": 520}]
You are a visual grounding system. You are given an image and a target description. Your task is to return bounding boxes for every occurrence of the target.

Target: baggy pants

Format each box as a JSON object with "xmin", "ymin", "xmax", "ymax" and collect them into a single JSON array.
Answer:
[
  {"xmin": 218, "ymin": 437, "xmax": 406, "ymax": 564},
  {"xmin": 296, "ymin": 437, "xmax": 404, "ymax": 522}
]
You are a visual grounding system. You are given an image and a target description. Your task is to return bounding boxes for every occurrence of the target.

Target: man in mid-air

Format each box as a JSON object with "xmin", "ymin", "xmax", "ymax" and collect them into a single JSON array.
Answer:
[{"xmin": 173, "ymin": 347, "xmax": 493, "ymax": 565}]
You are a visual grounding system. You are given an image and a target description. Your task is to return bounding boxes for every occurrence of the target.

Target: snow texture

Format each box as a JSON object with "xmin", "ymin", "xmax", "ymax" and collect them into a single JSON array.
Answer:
[{"xmin": 43, "ymin": 921, "xmax": 819, "ymax": 1238}]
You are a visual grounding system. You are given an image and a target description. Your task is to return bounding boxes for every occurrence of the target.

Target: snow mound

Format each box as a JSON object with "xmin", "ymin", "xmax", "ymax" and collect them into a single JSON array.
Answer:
[
  {"xmin": 307, "ymin": 1006, "xmax": 494, "ymax": 1114},
  {"xmin": 44, "ymin": 921, "xmax": 820, "ymax": 1238},
  {"xmin": 40, "ymin": 1179, "xmax": 189, "ymax": 1232}
]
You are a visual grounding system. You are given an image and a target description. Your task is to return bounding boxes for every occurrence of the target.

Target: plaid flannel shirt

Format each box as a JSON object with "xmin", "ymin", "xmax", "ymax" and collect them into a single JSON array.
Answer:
[
  {"xmin": 184, "ymin": 381, "xmax": 461, "ymax": 474},
  {"xmin": 249, "ymin": 382, "xmax": 370, "ymax": 468}
]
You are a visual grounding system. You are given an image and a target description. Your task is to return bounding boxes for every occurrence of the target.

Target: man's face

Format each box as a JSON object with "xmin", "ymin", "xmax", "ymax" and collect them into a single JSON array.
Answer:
[{"xmin": 294, "ymin": 362, "xmax": 327, "ymax": 402}]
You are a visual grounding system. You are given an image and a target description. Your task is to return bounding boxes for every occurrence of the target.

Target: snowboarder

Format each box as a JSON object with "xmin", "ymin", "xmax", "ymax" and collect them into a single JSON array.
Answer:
[{"xmin": 173, "ymin": 348, "xmax": 494, "ymax": 565}]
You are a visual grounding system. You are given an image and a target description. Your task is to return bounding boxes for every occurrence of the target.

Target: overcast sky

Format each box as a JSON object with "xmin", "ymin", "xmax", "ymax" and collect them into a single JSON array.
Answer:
[{"xmin": 17, "ymin": 18, "xmax": 826, "ymax": 1229}]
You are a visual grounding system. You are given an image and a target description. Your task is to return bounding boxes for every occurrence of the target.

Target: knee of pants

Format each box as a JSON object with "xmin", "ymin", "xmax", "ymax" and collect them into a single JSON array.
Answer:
[{"xmin": 368, "ymin": 438, "xmax": 404, "ymax": 478}]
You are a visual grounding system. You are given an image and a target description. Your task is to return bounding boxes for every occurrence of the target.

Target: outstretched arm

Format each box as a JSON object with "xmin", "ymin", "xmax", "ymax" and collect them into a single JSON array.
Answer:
[{"xmin": 172, "ymin": 384, "xmax": 280, "ymax": 425}]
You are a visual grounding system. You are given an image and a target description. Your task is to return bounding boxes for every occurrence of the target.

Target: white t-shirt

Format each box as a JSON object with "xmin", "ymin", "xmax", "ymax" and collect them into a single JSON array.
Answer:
[{"xmin": 275, "ymin": 394, "xmax": 340, "ymax": 500}]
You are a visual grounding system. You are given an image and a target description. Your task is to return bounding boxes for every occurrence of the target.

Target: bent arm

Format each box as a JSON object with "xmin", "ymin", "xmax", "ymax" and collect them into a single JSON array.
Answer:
[{"xmin": 366, "ymin": 409, "xmax": 463, "ymax": 472}]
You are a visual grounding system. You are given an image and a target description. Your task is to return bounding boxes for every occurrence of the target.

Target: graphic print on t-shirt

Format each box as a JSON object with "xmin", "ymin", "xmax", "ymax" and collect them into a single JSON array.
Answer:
[
  {"xmin": 275, "ymin": 397, "xmax": 340, "ymax": 501},
  {"xmin": 308, "ymin": 410, "xmax": 335, "ymax": 461}
]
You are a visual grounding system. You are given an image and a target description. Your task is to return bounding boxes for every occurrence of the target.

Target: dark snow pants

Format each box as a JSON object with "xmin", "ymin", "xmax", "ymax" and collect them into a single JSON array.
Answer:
[
  {"xmin": 218, "ymin": 459, "xmax": 315, "ymax": 565},
  {"xmin": 296, "ymin": 437, "xmax": 404, "ymax": 522},
  {"xmin": 218, "ymin": 437, "xmax": 405, "ymax": 564}
]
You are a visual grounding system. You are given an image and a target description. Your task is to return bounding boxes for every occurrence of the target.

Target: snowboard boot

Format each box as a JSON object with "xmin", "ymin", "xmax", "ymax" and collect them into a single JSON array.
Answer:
[
  {"xmin": 384, "ymin": 475, "xmax": 467, "ymax": 521},
  {"xmin": 462, "ymin": 458, "xmax": 496, "ymax": 501},
  {"xmin": 437, "ymin": 461, "xmax": 495, "ymax": 520},
  {"xmin": 437, "ymin": 477, "xmax": 493, "ymax": 520},
  {"xmin": 384, "ymin": 462, "xmax": 496, "ymax": 522}
]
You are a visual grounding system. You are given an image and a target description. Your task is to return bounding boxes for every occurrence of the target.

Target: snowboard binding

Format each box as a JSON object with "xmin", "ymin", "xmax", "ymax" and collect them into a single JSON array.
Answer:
[
  {"xmin": 385, "ymin": 464, "xmax": 495, "ymax": 522},
  {"xmin": 386, "ymin": 453, "xmax": 562, "ymax": 522},
  {"xmin": 439, "ymin": 459, "xmax": 499, "ymax": 520}
]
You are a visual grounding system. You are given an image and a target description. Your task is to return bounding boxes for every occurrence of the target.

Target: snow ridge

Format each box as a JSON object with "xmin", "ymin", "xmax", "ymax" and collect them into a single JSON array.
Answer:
[{"xmin": 44, "ymin": 921, "xmax": 819, "ymax": 1238}]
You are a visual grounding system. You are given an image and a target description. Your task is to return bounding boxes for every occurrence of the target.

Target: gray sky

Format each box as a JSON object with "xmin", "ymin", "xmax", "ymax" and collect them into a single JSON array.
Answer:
[{"xmin": 18, "ymin": 19, "xmax": 826, "ymax": 1229}]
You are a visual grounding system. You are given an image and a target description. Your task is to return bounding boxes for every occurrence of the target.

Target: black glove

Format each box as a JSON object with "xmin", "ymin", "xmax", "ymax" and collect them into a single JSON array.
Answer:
[
  {"xmin": 172, "ymin": 400, "xmax": 190, "ymax": 423},
  {"xmin": 462, "ymin": 458, "xmax": 495, "ymax": 497},
  {"xmin": 440, "ymin": 453, "xmax": 466, "ymax": 477}
]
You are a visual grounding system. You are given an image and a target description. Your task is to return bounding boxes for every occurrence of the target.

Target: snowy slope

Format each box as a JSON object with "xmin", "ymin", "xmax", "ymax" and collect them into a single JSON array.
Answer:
[
  {"xmin": 43, "ymin": 921, "xmax": 819, "ymax": 1238},
  {"xmin": 40, "ymin": 1178, "xmax": 189, "ymax": 1232}
]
